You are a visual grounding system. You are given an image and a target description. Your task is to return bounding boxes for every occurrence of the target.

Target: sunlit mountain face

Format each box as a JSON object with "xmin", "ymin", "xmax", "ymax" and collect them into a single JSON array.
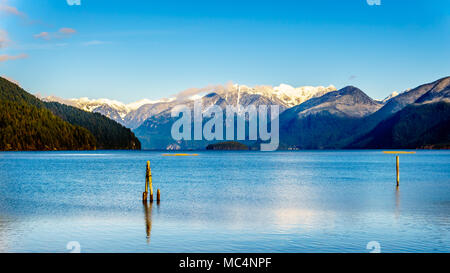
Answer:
[{"xmin": 41, "ymin": 83, "xmax": 336, "ymax": 129}]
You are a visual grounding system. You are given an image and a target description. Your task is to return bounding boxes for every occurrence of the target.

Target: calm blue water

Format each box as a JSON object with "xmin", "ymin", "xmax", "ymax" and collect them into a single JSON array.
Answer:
[{"xmin": 0, "ymin": 150, "xmax": 449, "ymax": 253}]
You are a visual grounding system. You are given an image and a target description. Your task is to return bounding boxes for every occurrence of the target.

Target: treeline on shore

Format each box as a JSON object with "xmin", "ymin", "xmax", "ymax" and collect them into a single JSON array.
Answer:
[{"xmin": 0, "ymin": 77, "xmax": 140, "ymax": 151}]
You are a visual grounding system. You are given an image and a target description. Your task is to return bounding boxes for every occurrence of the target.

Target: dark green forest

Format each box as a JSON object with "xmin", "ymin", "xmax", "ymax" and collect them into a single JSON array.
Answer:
[
  {"xmin": 0, "ymin": 77, "xmax": 140, "ymax": 151},
  {"xmin": 349, "ymin": 102, "xmax": 450, "ymax": 149},
  {"xmin": 0, "ymin": 100, "xmax": 96, "ymax": 151},
  {"xmin": 45, "ymin": 102, "xmax": 140, "ymax": 150}
]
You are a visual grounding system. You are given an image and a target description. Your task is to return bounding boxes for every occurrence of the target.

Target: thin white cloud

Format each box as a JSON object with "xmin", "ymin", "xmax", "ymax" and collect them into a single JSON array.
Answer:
[
  {"xmin": 173, "ymin": 83, "xmax": 232, "ymax": 101},
  {"xmin": 0, "ymin": 29, "xmax": 10, "ymax": 48},
  {"xmin": 33, "ymin": 32, "xmax": 50, "ymax": 40},
  {"xmin": 59, "ymin": 28, "xmax": 76, "ymax": 35},
  {"xmin": 33, "ymin": 28, "xmax": 77, "ymax": 40},
  {"xmin": 0, "ymin": 0, "xmax": 26, "ymax": 18},
  {"xmin": 0, "ymin": 53, "xmax": 28, "ymax": 62},
  {"xmin": 82, "ymin": 40, "xmax": 108, "ymax": 46}
]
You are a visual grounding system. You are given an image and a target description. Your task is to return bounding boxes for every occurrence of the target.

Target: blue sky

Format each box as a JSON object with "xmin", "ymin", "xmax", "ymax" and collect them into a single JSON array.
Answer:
[{"xmin": 0, "ymin": 0, "xmax": 449, "ymax": 103}]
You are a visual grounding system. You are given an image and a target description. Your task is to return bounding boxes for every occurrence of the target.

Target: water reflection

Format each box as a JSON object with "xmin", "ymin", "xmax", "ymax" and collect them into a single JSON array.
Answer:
[
  {"xmin": 395, "ymin": 187, "xmax": 401, "ymax": 220},
  {"xmin": 142, "ymin": 201, "xmax": 153, "ymax": 244},
  {"xmin": 1, "ymin": 151, "xmax": 449, "ymax": 252},
  {"xmin": 0, "ymin": 215, "xmax": 7, "ymax": 252}
]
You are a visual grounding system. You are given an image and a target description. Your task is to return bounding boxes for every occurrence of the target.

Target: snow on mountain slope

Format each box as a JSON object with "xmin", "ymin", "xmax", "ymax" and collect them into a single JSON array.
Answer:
[
  {"xmin": 42, "ymin": 96, "xmax": 130, "ymax": 122},
  {"xmin": 273, "ymin": 84, "xmax": 337, "ymax": 106},
  {"xmin": 224, "ymin": 84, "xmax": 337, "ymax": 108},
  {"xmin": 126, "ymin": 98, "xmax": 175, "ymax": 111},
  {"xmin": 382, "ymin": 91, "xmax": 400, "ymax": 104},
  {"xmin": 40, "ymin": 83, "xmax": 336, "ymax": 128}
]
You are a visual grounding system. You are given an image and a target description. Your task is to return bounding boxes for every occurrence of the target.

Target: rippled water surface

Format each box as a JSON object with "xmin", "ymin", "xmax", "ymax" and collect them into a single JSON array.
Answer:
[{"xmin": 0, "ymin": 150, "xmax": 449, "ymax": 253}]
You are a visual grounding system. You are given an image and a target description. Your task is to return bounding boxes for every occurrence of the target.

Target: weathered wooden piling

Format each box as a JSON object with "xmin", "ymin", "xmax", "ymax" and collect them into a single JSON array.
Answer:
[
  {"xmin": 146, "ymin": 161, "xmax": 154, "ymax": 202},
  {"xmin": 143, "ymin": 162, "xmax": 149, "ymax": 201},
  {"xmin": 157, "ymin": 189, "xmax": 161, "ymax": 202},
  {"xmin": 396, "ymin": 156, "xmax": 400, "ymax": 187},
  {"xmin": 143, "ymin": 191, "xmax": 148, "ymax": 202},
  {"xmin": 143, "ymin": 161, "xmax": 152, "ymax": 202}
]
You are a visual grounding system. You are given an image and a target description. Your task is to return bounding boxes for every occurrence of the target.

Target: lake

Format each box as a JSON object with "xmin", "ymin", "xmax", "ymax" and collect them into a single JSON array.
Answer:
[{"xmin": 0, "ymin": 150, "xmax": 449, "ymax": 253}]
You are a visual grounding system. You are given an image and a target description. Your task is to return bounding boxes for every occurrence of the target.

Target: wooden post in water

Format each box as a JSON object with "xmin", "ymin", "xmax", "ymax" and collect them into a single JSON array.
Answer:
[
  {"xmin": 143, "ymin": 162, "xmax": 149, "ymax": 202},
  {"xmin": 157, "ymin": 189, "xmax": 161, "ymax": 202},
  {"xmin": 396, "ymin": 156, "xmax": 400, "ymax": 187},
  {"xmin": 147, "ymin": 161, "xmax": 154, "ymax": 202},
  {"xmin": 143, "ymin": 191, "xmax": 148, "ymax": 202}
]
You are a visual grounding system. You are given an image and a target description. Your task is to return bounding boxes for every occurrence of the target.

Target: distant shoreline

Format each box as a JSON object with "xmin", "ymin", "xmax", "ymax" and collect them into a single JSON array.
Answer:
[{"xmin": 1, "ymin": 147, "xmax": 448, "ymax": 152}]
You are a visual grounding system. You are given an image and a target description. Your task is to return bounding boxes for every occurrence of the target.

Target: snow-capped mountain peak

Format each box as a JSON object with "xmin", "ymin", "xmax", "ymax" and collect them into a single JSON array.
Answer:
[
  {"xmin": 78, "ymin": 97, "xmax": 127, "ymax": 110},
  {"xmin": 274, "ymin": 84, "xmax": 337, "ymax": 106},
  {"xmin": 224, "ymin": 83, "xmax": 337, "ymax": 107},
  {"xmin": 126, "ymin": 99, "xmax": 167, "ymax": 111},
  {"xmin": 382, "ymin": 91, "xmax": 400, "ymax": 103}
]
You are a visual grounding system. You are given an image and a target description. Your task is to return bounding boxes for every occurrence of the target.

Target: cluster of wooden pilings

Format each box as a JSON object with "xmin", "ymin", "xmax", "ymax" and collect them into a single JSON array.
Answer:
[{"xmin": 143, "ymin": 161, "xmax": 160, "ymax": 203}]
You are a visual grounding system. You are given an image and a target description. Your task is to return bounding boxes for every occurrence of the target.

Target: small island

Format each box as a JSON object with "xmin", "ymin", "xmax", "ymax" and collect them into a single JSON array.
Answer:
[{"xmin": 206, "ymin": 141, "xmax": 249, "ymax": 151}]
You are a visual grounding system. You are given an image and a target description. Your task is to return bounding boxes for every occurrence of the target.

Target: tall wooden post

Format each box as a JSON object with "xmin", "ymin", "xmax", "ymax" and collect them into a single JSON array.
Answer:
[
  {"xmin": 157, "ymin": 189, "xmax": 161, "ymax": 202},
  {"xmin": 396, "ymin": 156, "xmax": 400, "ymax": 187},
  {"xmin": 147, "ymin": 161, "xmax": 154, "ymax": 202},
  {"xmin": 143, "ymin": 161, "xmax": 150, "ymax": 201}
]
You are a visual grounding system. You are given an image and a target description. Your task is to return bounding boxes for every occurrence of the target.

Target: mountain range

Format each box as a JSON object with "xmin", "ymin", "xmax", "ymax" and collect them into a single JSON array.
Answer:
[
  {"xmin": 42, "ymin": 84, "xmax": 337, "ymax": 129},
  {"xmin": 38, "ymin": 76, "xmax": 450, "ymax": 150},
  {"xmin": 279, "ymin": 77, "xmax": 450, "ymax": 149}
]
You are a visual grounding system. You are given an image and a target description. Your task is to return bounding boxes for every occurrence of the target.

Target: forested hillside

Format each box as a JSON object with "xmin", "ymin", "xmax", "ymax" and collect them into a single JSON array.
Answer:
[
  {"xmin": 349, "ymin": 102, "xmax": 450, "ymax": 149},
  {"xmin": 0, "ymin": 100, "xmax": 96, "ymax": 151},
  {"xmin": 45, "ymin": 102, "xmax": 140, "ymax": 150},
  {"xmin": 0, "ymin": 77, "xmax": 140, "ymax": 150}
]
